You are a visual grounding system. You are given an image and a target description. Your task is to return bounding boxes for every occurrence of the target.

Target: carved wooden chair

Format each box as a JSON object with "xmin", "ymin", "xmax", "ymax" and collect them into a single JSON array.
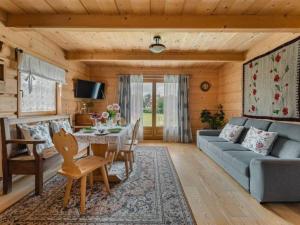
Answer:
[
  {"xmin": 53, "ymin": 129, "xmax": 110, "ymax": 214},
  {"xmin": 120, "ymin": 118, "xmax": 140, "ymax": 177}
]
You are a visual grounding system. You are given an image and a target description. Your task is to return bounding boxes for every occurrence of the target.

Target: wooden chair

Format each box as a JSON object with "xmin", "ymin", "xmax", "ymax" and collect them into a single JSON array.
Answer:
[
  {"xmin": 53, "ymin": 129, "xmax": 110, "ymax": 214},
  {"xmin": 0, "ymin": 115, "xmax": 72, "ymax": 195},
  {"xmin": 120, "ymin": 118, "xmax": 140, "ymax": 177}
]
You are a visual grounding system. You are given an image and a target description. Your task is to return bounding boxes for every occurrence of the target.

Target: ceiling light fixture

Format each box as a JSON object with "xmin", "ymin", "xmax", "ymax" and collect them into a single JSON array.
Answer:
[{"xmin": 149, "ymin": 35, "xmax": 166, "ymax": 54}]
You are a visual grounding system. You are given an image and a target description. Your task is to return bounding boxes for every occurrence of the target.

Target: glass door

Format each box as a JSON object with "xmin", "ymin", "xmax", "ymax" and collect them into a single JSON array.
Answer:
[{"xmin": 143, "ymin": 78, "xmax": 164, "ymax": 139}]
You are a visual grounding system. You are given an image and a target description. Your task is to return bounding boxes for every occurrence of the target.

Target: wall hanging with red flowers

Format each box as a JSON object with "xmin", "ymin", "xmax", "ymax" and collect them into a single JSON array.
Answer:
[{"xmin": 243, "ymin": 36, "xmax": 300, "ymax": 121}]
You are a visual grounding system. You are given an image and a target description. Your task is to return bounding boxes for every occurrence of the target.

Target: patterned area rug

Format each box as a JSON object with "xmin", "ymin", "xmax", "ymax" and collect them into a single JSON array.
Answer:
[{"xmin": 0, "ymin": 146, "xmax": 196, "ymax": 225}]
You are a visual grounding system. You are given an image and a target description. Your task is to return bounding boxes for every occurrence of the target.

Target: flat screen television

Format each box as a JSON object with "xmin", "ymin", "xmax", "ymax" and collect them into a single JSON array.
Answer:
[{"xmin": 75, "ymin": 79, "xmax": 105, "ymax": 99}]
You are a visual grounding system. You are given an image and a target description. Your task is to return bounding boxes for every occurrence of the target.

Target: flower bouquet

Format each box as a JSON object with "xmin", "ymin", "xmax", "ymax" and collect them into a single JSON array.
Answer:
[{"xmin": 91, "ymin": 103, "xmax": 121, "ymax": 127}]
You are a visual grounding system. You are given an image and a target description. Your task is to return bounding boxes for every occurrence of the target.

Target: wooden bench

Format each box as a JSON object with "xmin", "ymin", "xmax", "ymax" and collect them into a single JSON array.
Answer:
[{"xmin": 0, "ymin": 115, "xmax": 84, "ymax": 195}]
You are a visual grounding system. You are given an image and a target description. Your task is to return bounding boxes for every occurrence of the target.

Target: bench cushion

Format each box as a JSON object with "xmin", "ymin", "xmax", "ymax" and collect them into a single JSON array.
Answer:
[{"xmin": 10, "ymin": 147, "xmax": 58, "ymax": 160}]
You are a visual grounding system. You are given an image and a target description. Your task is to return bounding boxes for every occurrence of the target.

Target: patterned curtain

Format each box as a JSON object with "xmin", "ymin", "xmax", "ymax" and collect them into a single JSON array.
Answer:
[
  {"xmin": 118, "ymin": 75, "xmax": 131, "ymax": 124},
  {"xmin": 178, "ymin": 76, "xmax": 193, "ymax": 143}
]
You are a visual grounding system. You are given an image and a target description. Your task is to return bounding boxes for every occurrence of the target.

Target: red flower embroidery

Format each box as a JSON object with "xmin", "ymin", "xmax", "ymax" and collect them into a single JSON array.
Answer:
[
  {"xmin": 256, "ymin": 142, "xmax": 264, "ymax": 149},
  {"xmin": 253, "ymin": 74, "xmax": 257, "ymax": 80},
  {"xmin": 249, "ymin": 63, "xmax": 253, "ymax": 68},
  {"xmin": 251, "ymin": 105, "xmax": 256, "ymax": 111},
  {"xmin": 274, "ymin": 74, "xmax": 280, "ymax": 82},
  {"xmin": 274, "ymin": 93, "xmax": 280, "ymax": 101},
  {"xmin": 282, "ymin": 107, "xmax": 288, "ymax": 115},
  {"xmin": 252, "ymin": 89, "xmax": 257, "ymax": 95},
  {"xmin": 275, "ymin": 54, "xmax": 281, "ymax": 62}
]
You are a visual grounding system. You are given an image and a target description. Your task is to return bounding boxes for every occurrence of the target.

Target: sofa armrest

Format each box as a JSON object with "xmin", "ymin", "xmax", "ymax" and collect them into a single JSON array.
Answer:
[
  {"xmin": 197, "ymin": 129, "xmax": 222, "ymax": 136},
  {"xmin": 250, "ymin": 158, "xmax": 300, "ymax": 202}
]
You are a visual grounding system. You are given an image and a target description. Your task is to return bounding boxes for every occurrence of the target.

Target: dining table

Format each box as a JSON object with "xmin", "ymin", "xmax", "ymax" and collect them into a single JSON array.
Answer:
[{"xmin": 73, "ymin": 125, "xmax": 131, "ymax": 183}]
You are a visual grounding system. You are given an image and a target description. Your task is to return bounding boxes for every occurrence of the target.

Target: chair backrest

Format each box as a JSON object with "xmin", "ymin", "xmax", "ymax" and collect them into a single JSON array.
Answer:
[
  {"xmin": 129, "ymin": 118, "xmax": 140, "ymax": 149},
  {"xmin": 53, "ymin": 128, "xmax": 81, "ymax": 175}
]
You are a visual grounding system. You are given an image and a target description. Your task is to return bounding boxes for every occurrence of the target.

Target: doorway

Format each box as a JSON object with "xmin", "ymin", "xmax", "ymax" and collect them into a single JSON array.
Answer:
[{"xmin": 143, "ymin": 77, "xmax": 164, "ymax": 140}]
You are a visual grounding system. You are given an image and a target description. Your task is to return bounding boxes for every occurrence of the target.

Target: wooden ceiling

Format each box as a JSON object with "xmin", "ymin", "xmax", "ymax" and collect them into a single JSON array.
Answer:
[
  {"xmin": 1, "ymin": 0, "xmax": 300, "ymax": 68},
  {"xmin": 37, "ymin": 31, "xmax": 269, "ymax": 52},
  {"xmin": 1, "ymin": 0, "xmax": 300, "ymax": 16}
]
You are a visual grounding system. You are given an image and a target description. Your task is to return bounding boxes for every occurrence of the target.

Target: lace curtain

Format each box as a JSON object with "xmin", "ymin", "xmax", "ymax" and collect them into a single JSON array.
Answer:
[
  {"xmin": 18, "ymin": 52, "xmax": 66, "ymax": 113},
  {"xmin": 163, "ymin": 75, "xmax": 179, "ymax": 142},
  {"xmin": 130, "ymin": 75, "xmax": 144, "ymax": 140}
]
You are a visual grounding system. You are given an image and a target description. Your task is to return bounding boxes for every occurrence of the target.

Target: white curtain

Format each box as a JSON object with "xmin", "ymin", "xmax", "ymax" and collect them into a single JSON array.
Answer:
[
  {"xmin": 18, "ymin": 52, "xmax": 66, "ymax": 84},
  {"xmin": 130, "ymin": 75, "xmax": 144, "ymax": 140},
  {"xmin": 164, "ymin": 75, "xmax": 179, "ymax": 142}
]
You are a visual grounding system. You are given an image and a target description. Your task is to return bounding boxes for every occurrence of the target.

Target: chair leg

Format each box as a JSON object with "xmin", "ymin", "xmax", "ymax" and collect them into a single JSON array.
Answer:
[
  {"xmin": 3, "ymin": 172, "xmax": 12, "ymax": 194},
  {"xmin": 100, "ymin": 166, "xmax": 110, "ymax": 194},
  {"xmin": 89, "ymin": 173, "xmax": 94, "ymax": 191},
  {"xmin": 124, "ymin": 153, "xmax": 129, "ymax": 178},
  {"xmin": 64, "ymin": 177, "xmax": 73, "ymax": 208},
  {"xmin": 129, "ymin": 152, "xmax": 133, "ymax": 171},
  {"xmin": 35, "ymin": 170, "xmax": 43, "ymax": 195},
  {"xmin": 80, "ymin": 176, "xmax": 87, "ymax": 214}
]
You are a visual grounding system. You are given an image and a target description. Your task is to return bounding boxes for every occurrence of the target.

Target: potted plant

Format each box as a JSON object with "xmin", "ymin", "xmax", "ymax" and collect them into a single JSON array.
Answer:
[{"xmin": 200, "ymin": 104, "xmax": 225, "ymax": 129}]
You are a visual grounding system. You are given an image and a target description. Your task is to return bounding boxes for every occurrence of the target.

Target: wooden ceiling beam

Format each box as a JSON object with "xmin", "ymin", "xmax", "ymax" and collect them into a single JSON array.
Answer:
[
  {"xmin": 5, "ymin": 14, "xmax": 300, "ymax": 32},
  {"xmin": 65, "ymin": 51, "xmax": 245, "ymax": 62}
]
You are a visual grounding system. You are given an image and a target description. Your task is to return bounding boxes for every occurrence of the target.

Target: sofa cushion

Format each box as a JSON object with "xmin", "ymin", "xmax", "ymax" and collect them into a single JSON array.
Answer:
[
  {"xmin": 219, "ymin": 124, "xmax": 244, "ymax": 143},
  {"xmin": 241, "ymin": 127, "xmax": 278, "ymax": 156},
  {"xmin": 238, "ymin": 118, "xmax": 272, "ymax": 143},
  {"xmin": 222, "ymin": 151, "xmax": 275, "ymax": 177},
  {"xmin": 270, "ymin": 137, "xmax": 300, "ymax": 158},
  {"xmin": 211, "ymin": 142, "xmax": 250, "ymax": 151},
  {"xmin": 268, "ymin": 122, "xmax": 300, "ymax": 142},
  {"xmin": 198, "ymin": 135, "xmax": 227, "ymax": 143},
  {"xmin": 228, "ymin": 117, "xmax": 248, "ymax": 126}
]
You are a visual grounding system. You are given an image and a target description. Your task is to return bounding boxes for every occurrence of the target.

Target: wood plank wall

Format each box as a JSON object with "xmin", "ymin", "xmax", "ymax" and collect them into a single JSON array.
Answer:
[
  {"xmin": 218, "ymin": 33, "xmax": 300, "ymax": 121},
  {"xmin": 89, "ymin": 66, "xmax": 220, "ymax": 138},
  {"xmin": 0, "ymin": 24, "xmax": 90, "ymax": 177}
]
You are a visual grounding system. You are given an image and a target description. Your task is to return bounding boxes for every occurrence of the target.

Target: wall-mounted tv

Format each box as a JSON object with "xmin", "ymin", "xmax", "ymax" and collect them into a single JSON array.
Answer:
[{"xmin": 75, "ymin": 79, "xmax": 105, "ymax": 99}]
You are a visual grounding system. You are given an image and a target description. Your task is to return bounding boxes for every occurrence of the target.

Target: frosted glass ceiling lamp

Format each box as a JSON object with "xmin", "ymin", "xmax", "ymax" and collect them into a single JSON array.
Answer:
[{"xmin": 149, "ymin": 35, "xmax": 166, "ymax": 54}]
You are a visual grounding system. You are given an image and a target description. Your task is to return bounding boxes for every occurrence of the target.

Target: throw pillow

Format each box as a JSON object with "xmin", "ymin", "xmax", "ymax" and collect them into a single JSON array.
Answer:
[
  {"xmin": 50, "ymin": 119, "xmax": 73, "ymax": 134},
  {"xmin": 241, "ymin": 126, "xmax": 278, "ymax": 156},
  {"xmin": 219, "ymin": 124, "xmax": 244, "ymax": 143},
  {"xmin": 18, "ymin": 123, "xmax": 54, "ymax": 155}
]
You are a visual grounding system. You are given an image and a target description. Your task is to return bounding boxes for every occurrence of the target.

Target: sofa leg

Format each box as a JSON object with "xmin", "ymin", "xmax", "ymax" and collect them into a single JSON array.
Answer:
[
  {"xmin": 3, "ymin": 173, "xmax": 12, "ymax": 194},
  {"xmin": 35, "ymin": 171, "xmax": 43, "ymax": 195}
]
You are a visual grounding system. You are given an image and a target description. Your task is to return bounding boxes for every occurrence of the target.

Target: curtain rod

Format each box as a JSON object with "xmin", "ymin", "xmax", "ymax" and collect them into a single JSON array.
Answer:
[{"xmin": 14, "ymin": 48, "xmax": 69, "ymax": 73}]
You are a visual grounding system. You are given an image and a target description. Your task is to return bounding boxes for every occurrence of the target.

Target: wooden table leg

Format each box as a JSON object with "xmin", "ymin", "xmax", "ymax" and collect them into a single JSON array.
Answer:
[{"xmin": 80, "ymin": 176, "xmax": 87, "ymax": 214}]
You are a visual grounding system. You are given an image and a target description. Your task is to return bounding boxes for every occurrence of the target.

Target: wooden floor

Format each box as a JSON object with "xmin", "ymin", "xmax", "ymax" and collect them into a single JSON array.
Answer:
[{"xmin": 1, "ymin": 142, "xmax": 300, "ymax": 225}]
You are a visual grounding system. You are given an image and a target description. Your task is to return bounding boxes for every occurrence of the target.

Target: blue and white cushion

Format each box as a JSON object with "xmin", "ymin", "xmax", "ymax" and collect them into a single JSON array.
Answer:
[
  {"xmin": 241, "ymin": 126, "xmax": 278, "ymax": 156},
  {"xmin": 219, "ymin": 123, "xmax": 244, "ymax": 143},
  {"xmin": 50, "ymin": 119, "xmax": 73, "ymax": 134},
  {"xmin": 18, "ymin": 123, "xmax": 54, "ymax": 155}
]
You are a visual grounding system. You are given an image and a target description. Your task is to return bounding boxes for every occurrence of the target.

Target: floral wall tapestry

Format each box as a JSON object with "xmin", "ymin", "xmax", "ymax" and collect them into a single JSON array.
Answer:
[{"xmin": 243, "ymin": 37, "xmax": 300, "ymax": 121}]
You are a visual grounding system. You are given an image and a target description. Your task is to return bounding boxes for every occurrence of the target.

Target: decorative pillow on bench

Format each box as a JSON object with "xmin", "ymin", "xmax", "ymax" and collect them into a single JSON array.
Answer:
[
  {"xmin": 241, "ymin": 127, "xmax": 278, "ymax": 156},
  {"xmin": 18, "ymin": 123, "xmax": 54, "ymax": 155},
  {"xmin": 219, "ymin": 124, "xmax": 244, "ymax": 143},
  {"xmin": 50, "ymin": 119, "xmax": 73, "ymax": 134}
]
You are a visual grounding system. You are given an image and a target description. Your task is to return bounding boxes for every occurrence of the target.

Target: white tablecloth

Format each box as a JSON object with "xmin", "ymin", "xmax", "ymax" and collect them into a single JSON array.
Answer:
[{"xmin": 74, "ymin": 126, "xmax": 130, "ymax": 151}]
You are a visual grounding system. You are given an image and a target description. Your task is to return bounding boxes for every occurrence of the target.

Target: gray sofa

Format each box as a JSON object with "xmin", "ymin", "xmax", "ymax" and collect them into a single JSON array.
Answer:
[{"xmin": 197, "ymin": 117, "xmax": 300, "ymax": 202}]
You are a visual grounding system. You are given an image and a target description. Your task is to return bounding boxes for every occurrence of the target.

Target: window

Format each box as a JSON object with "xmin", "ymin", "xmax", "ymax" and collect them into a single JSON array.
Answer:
[
  {"xmin": 17, "ymin": 52, "xmax": 65, "ymax": 115},
  {"xmin": 20, "ymin": 73, "xmax": 57, "ymax": 113}
]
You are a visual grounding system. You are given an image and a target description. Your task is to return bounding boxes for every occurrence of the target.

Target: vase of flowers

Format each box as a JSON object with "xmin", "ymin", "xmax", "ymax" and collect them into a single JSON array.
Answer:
[{"xmin": 91, "ymin": 103, "xmax": 121, "ymax": 128}]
